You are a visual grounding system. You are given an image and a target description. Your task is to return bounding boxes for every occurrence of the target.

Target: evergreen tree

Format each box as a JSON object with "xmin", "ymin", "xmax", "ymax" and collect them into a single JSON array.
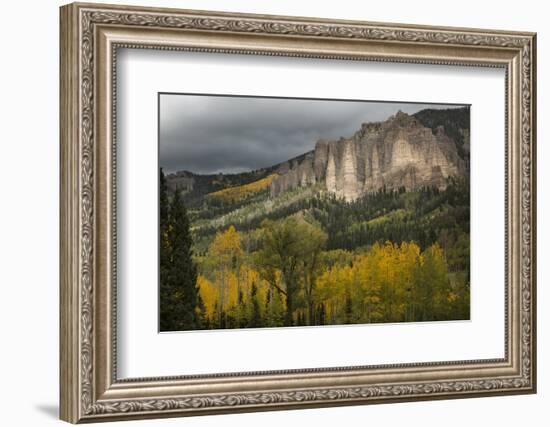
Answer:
[
  {"xmin": 264, "ymin": 288, "xmax": 273, "ymax": 326},
  {"xmin": 171, "ymin": 189, "xmax": 200, "ymax": 329},
  {"xmin": 318, "ymin": 303, "xmax": 326, "ymax": 325},
  {"xmin": 159, "ymin": 168, "xmax": 169, "ymax": 232},
  {"xmin": 236, "ymin": 287, "xmax": 248, "ymax": 328},
  {"xmin": 212, "ymin": 299, "xmax": 221, "ymax": 329},
  {"xmin": 160, "ymin": 187, "xmax": 200, "ymax": 331},
  {"xmin": 345, "ymin": 291, "xmax": 353, "ymax": 323},
  {"xmin": 159, "ymin": 168, "xmax": 174, "ymax": 330},
  {"xmin": 197, "ymin": 294, "xmax": 208, "ymax": 329},
  {"xmin": 248, "ymin": 282, "xmax": 262, "ymax": 328}
]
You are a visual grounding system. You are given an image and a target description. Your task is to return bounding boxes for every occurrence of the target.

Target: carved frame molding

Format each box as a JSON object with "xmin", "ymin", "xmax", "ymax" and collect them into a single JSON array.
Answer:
[{"xmin": 60, "ymin": 2, "xmax": 536, "ymax": 423}]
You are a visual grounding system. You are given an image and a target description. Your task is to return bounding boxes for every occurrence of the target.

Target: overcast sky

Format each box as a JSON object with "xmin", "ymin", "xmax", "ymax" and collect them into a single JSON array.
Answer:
[{"xmin": 160, "ymin": 94, "xmax": 465, "ymax": 175}]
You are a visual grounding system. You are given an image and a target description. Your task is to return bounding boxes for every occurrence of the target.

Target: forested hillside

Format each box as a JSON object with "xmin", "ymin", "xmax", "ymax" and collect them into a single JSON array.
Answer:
[
  {"xmin": 160, "ymin": 107, "xmax": 470, "ymax": 331},
  {"xmin": 160, "ymin": 170, "xmax": 470, "ymax": 330}
]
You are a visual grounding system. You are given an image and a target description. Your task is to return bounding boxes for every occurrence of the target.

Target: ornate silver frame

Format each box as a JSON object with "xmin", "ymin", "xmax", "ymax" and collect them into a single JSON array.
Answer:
[{"xmin": 60, "ymin": 2, "xmax": 537, "ymax": 423}]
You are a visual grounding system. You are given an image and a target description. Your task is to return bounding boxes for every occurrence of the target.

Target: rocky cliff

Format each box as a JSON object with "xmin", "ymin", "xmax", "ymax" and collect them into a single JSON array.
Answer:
[{"xmin": 270, "ymin": 110, "xmax": 467, "ymax": 201}]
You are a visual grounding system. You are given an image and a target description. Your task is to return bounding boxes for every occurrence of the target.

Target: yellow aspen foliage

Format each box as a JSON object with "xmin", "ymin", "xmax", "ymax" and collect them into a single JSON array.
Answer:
[
  {"xmin": 207, "ymin": 174, "xmax": 277, "ymax": 202},
  {"xmin": 238, "ymin": 265, "xmax": 268, "ymax": 304},
  {"xmin": 207, "ymin": 225, "xmax": 244, "ymax": 315},
  {"xmin": 224, "ymin": 272, "xmax": 240, "ymax": 308},
  {"xmin": 209, "ymin": 225, "xmax": 243, "ymax": 265},
  {"xmin": 312, "ymin": 241, "xmax": 453, "ymax": 324},
  {"xmin": 197, "ymin": 275, "xmax": 218, "ymax": 320},
  {"xmin": 198, "ymin": 217, "xmax": 460, "ymax": 327}
]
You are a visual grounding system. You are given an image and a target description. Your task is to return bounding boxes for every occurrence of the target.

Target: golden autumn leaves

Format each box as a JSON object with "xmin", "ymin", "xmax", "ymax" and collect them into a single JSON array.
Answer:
[
  {"xmin": 207, "ymin": 174, "xmax": 277, "ymax": 203},
  {"xmin": 195, "ymin": 218, "xmax": 469, "ymax": 329}
]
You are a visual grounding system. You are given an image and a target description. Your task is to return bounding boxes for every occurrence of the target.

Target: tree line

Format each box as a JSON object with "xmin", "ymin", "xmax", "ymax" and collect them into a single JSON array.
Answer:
[
  {"xmin": 191, "ymin": 178, "xmax": 470, "ymax": 261},
  {"xmin": 195, "ymin": 222, "xmax": 468, "ymax": 329},
  {"xmin": 160, "ymin": 169, "xmax": 469, "ymax": 331}
]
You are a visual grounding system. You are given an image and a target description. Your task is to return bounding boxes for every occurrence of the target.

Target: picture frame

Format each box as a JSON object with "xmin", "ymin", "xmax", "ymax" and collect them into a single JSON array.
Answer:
[{"xmin": 59, "ymin": 2, "xmax": 537, "ymax": 423}]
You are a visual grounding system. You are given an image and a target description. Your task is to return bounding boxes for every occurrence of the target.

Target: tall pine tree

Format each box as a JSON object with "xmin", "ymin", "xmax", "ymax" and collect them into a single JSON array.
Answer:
[
  {"xmin": 169, "ymin": 188, "xmax": 200, "ymax": 330},
  {"xmin": 248, "ymin": 282, "xmax": 262, "ymax": 328},
  {"xmin": 159, "ymin": 168, "xmax": 169, "ymax": 233},
  {"xmin": 159, "ymin": 168, "xmax": 200, "ymax": 331},
  {"xmin": 159, "ymin": 168, "xmax": 174, "ymax": 330}
]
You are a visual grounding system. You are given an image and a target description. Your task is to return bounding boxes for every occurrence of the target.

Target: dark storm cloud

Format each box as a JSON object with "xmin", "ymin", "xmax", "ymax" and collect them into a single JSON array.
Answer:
[{"xmin": 159, "ymin": 94, "xmax": 464, "ymax": 175}]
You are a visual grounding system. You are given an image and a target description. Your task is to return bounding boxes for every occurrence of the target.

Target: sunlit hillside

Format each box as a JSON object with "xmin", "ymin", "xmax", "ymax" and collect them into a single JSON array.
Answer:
[{"xmin": 207, "ymin": 174, "xmax": 277, "ymax": 203}]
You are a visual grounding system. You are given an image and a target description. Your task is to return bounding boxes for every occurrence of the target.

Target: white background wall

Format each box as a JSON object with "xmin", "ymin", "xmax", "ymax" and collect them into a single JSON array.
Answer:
[{"xmin": 0, "ymin": 0, "xmax": 546, "ymax": 426}]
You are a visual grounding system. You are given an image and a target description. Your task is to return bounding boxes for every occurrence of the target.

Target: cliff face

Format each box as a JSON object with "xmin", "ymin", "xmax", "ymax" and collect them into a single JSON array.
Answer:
[
  {"xmin": 270, "ymin": 110, "xmax": 466, "ymax": 201},
  {"xmin": 166, "ymin": 170, "xmax": 195, "ymax": 192}
]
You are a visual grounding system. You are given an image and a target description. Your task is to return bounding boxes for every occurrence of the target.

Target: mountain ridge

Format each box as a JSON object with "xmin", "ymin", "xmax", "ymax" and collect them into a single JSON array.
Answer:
[
  {"xmin": 166, "ymin": 107, "xmax": 469, "ymax": 203},
  {"xmin": 269, "ymin": 108, "xmax": 467, "ymax": 201}
]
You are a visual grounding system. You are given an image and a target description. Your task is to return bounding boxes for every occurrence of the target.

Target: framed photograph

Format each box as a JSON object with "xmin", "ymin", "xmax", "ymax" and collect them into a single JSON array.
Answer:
[{"xmin": 60, "ymin": 2, "xmax": 537, "ymax": 423}]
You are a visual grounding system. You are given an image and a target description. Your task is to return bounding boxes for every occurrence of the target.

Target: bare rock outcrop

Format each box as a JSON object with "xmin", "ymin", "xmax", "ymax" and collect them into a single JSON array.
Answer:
[
  {"xmin": 270, "ymin": 110, "xmax": 466, "ymax": 201},
  {"xmin": 166, "ymin": 170, "xmax": 195, "ymax": 192}
]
